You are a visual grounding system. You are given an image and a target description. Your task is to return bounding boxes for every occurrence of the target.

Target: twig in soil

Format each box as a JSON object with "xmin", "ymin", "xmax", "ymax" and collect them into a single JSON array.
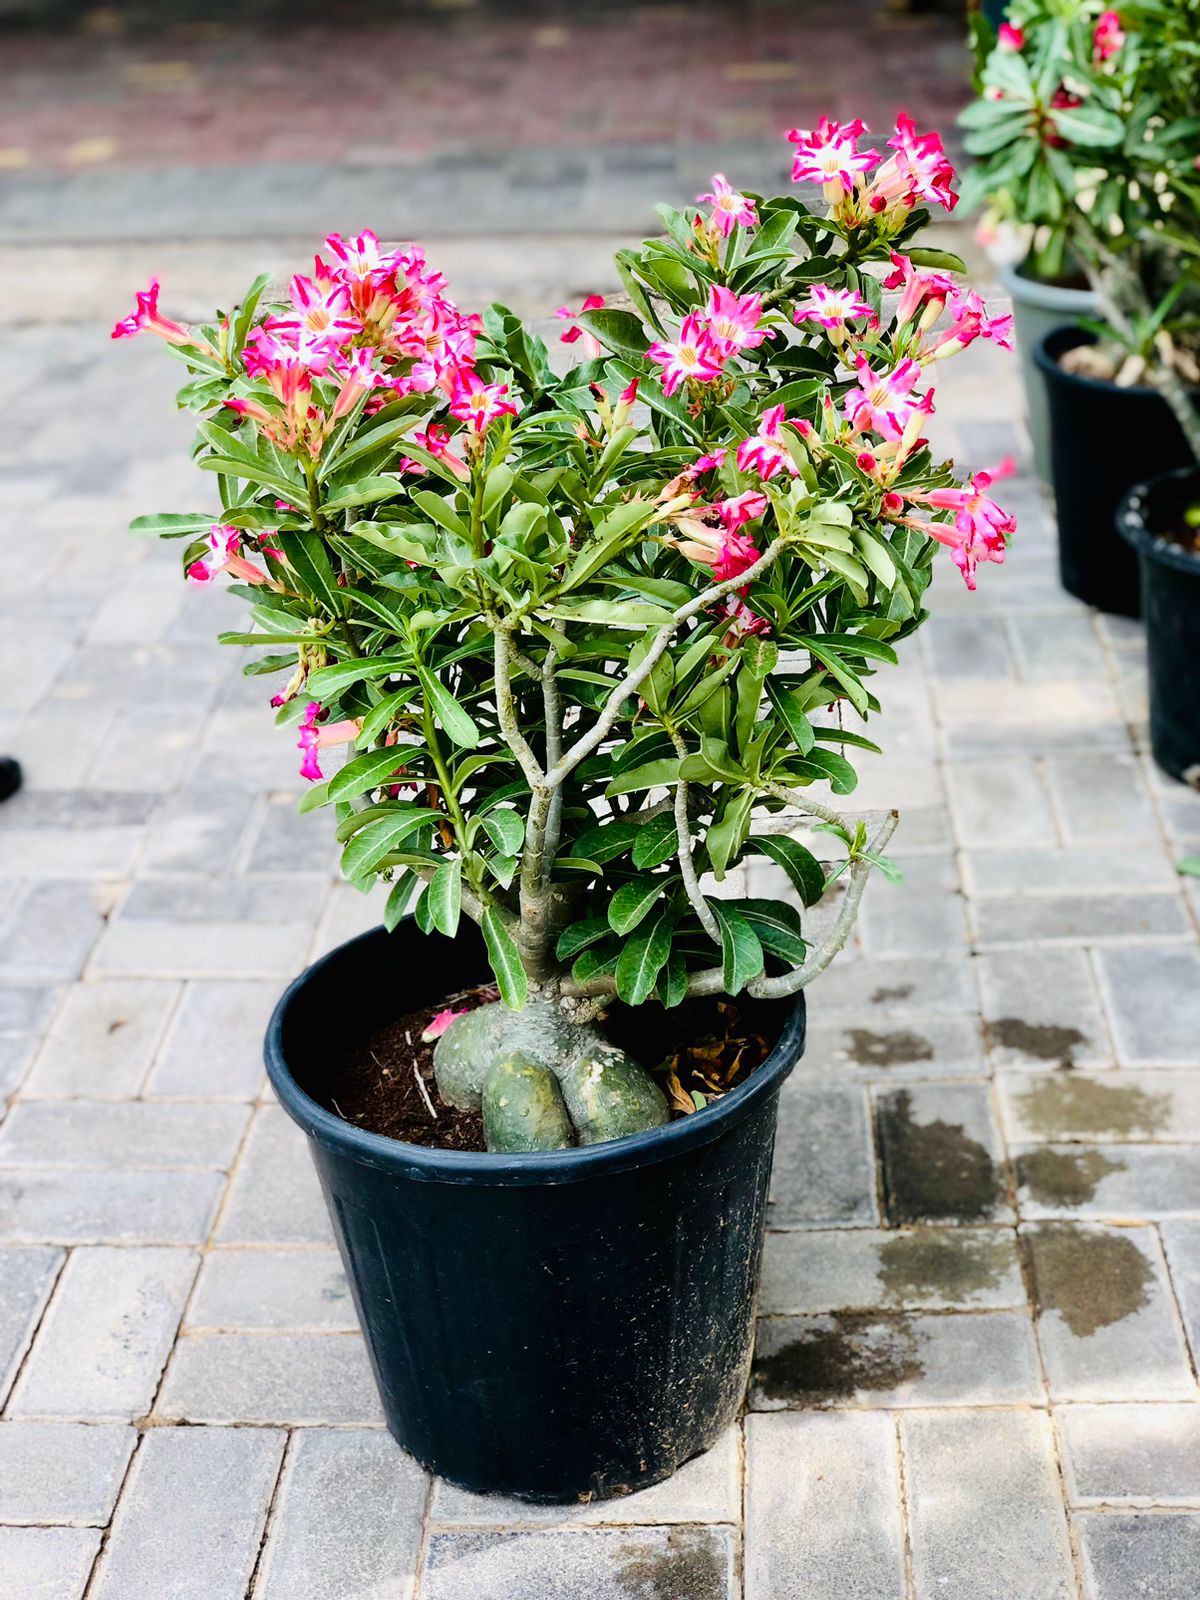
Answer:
[{"xmin": 413, "ymin": 1063, "xmax": 439, "ymax": 1121}]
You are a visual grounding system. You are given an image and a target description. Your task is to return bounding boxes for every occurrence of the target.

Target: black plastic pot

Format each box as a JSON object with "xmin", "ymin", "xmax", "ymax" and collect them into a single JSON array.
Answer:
[
  {"xmin": 999, "ymin": 261, "xmax": 1097, "ymax": 486},
  {"xmin": 1118, "ymin": 467, "xmax": 1200, "ymax": 784},
  {"xmin": 265, "ymin": 921, "xmax": 805, "ymax": 1503},
  {"xmin": 1034, "ymin": 326, "xmax": 1197, "ymax": 618}
]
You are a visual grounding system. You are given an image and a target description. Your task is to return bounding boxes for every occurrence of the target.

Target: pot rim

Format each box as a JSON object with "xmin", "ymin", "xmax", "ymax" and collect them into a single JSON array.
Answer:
[
  {"xmin": 1117, "ymin": 466, "xmax": 1200, "ymax": 576},
  {"xmin": 999, "ymin": 260, "xmax": 1096, "ymax": 313},
  {"xmin": 265, "ymin": 923, "xmax": 806, "ymax": 1186},
  {"xmin": 1033, "ymin": 325, "xmax": 1200, "ymax": 405}
]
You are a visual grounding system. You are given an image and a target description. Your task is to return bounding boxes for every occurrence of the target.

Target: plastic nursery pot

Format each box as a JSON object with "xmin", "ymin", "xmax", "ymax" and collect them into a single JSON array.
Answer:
[
  {"xmin": 999, "ymin": 261, "xmax": 1097, "ymax": 486},
  {"xmin": 1035, "ymin": 326, "xmax": 1198, "ymax": 618},
  {"xmin": 265, "ymin": 919, "xmax": 806, "ymax": 1503},
  {"xmin": 1118, "ymin": 467, "xmax": 1200, "ymax": 785}
]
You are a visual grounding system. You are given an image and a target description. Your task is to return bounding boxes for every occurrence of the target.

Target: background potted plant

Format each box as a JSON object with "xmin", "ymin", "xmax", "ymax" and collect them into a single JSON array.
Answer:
[
  {"xmin": 115, "ymin": 115, "xmax": 1013, "ymax": 1502},
  {"xmin": 961, "ymin": 0, "xmax": 1200, "ymax": 615}
]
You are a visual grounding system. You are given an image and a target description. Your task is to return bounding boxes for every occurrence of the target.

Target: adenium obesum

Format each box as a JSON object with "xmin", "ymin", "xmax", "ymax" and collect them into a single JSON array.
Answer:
[{"xmin": 117, "ymin": 116, "xmax": 1013, "ymax": 1019}]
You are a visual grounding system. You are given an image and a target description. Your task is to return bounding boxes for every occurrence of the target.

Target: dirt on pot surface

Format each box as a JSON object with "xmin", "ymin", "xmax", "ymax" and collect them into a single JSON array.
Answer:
[{"xmin": 318, "ymin": 988, "xmax": 787, "ymax": 1152}]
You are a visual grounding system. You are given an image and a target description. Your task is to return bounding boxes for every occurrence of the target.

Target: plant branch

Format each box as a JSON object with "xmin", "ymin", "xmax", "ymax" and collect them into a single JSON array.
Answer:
[
  {"xmin": 543, "ymin": 536, "xmax": 789, "ymax": 789},
  {"xmin": 759, "ymin": 780, "xmax": 859, "ymax": 832},
  {"xmin": 666, "ymin": 725, "xmax": 722, "ymax": 946}
]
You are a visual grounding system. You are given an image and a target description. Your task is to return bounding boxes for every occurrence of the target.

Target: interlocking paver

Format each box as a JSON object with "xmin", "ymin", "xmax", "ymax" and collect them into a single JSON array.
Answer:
[
  {"xmin": 0, "ymin": 1169, "xmax": 224, "ymax": 1245},
  {"xmin": 155, "ymin": 1332, "xmax": 383, "ymax": 1425},
  {"xmin": 768, "ymin": 1081, "xmax": 877, "ymax": 1229},
  {"xmin": 1078, "ymin": 1512, "xmax": 1200, "ymax": 1600},
  {"xmin": 1161, "ymin": 1220, "xmax": 1200, "ymax": 1368},
  {"xmin": 0, "ymin": 1245, "xmax": 62, "ymax": 1406},
  {"xmin": 255, "ymin": 1430, "xmax": 427, "ymax": 1600},
  {"xmin": 1044, "ymin": 753, "xmax": 1159, "ymax": 845},
  {"xmin": 0, "ymin": 1421, "xmax": 136, "ymax": 1524},
  {"xmin": 947, "ymin": 758, "xmax": 1057, "ymax": 847},
  {"xmin": 186, "ymin": 1247, "xmax": 352, "ymax": 1331},
  {"xmin": 215, "ymin": 1105, "xmax": 333, "ymax": 1244},
  {"xmin": 0, "ymin": 1526, "xmax": 102, "ymax": 1600},
  {"xmin": 8, "ymin": 1246, "xmax": 198, "ymax": 1419},
  {"xmin": 21, "ymin": 980, "xmax": 180, "ymax": 1099},
  {"xmin": 966, "ymin": 845, "xmax": 1178, "ymax": 897},
  {"xmin": 89, "ymin": 1426, "xmax": 285, "ymax": 1600},
  {"xmin": 902, "ymin": 1410, "xmax": 1075, "ymax": 1600},
  {"xmin": 1016, "ymin": 1144, "xmax": 1200, "ymax": 1219},
  {"xmin": 1059, "ymin": 1405, "xmax": 1200, "ymax": 1505},
  {"xmin": 145, "ymin": 979, "xmax": 276, "ymax": 1099},
  {"xmin": 760, "ymin": 1226, "xmax": 1025, "ymax": 1315},
  {"xmin": 430, "ymin": 1428, "xmax": 741, "ymax": 1526},
  {"xmin": 975, "ymin": 893, "xmax": 1190, "ymax": 947},
  {"xmin": 744, "ymin": 1412, "xmax": 904, "ymax": 1600},
  {"xmin": 801, "ymin": 1014, "xmax": 986, "ymax": 1081},
  {"xmin": 976, "ymin": 947, "xmax": 1112, "ymax": 1069},
  {"xmin": 874, "ymin": 1082, "xmax": 1012, "ymax": 1226},
  {"xmin": 421, "ymin": 1526, "xmax": 738, "ymax": 1600},
  {"xmin": 1024, "ymin": 1223, "xmax": 1196, "ymax": 1401},
  {"xmin": 999, "ymin": 1071, "xmax": 1200, "ymax": 1143},
  {"xmin": 0, "ymin": 1101, "xmax": 248, "ymax": 1169},
  {"xmin": 1096, "ymin": 947, "xmax": 1200, "ymax": 1066}
]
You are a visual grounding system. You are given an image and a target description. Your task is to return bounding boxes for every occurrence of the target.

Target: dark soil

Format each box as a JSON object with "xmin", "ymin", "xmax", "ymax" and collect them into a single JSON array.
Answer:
[
  {"xmin": 1163, "ymin": 517, "xmax": 1200, "ymax": 555},
  {"xmin": 317, "ymin": 988, "xmax": 787, "ymax": 1153}
]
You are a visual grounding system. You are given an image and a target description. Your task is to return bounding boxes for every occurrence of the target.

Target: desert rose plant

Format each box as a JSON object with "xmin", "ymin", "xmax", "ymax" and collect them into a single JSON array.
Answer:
[
  {"xmin": 963, "ymin": 0, "xmax": 1200, "ymax": 454},
  {"xmin": 116, "ymin": 116, "xmax": 1014, "ymax": 1151}
]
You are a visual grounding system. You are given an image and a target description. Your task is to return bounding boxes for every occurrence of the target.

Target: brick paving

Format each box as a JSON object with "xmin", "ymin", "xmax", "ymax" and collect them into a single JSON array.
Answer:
[{"xmin": 3, "ymin": 5, "xmax": 1200, "ymax": 1596}]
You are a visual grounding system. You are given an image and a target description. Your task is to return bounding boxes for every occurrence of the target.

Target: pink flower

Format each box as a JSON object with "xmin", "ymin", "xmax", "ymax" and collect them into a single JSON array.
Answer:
[
  {"xmin": 296, "ymin": 701, "xmax": 359, "ymax": 784},
  {"xmin": 844, "ymin": 354, "xmax": 926, "ymax": 440},
  {"xmin": 646, "ymin": 313, "xmax": 726, "ymax": 397},
  {"xmin": 927, "ymin": 288, "xmax": 1014, "ymax": 358},
  {"xmin": 330, "ymin": 346, "xmax": 384, "ymax": 419},
  {"xmin": 862, "ymin": 115, "xmax": 958, "ymax": 217},
  {"xmin": 264, "ymin": 273, "xmax": 357, "ymax": 350},
  {"xmin": 720, "ymin": 595, "xmax": 771, "ymax": 640},
  {"xmin": 111, "ymin": 279, "xmax": 195, "ymax": 345},
  {"xmin": 421, "ymin": 1006, "xmax": 468, "ymax": 1042},
  {"xmin": 896, "ymin": 460, "xmax": 1016, "ymax": 589},
  {"xmin": 186, "ymin": 524, "xmax": 272, "ymax": 587},
  {"xmin": 556, "ymin": 294, "xmax": 605, "ymax": 359},
  {"xmin": 696, "ymin": 173, "xmax": 758, "ymax": 236},
  {"xmin": 788, "ymin": 117, "xmax": 876, "ymax": 199},
  {"xmin": 1093, "ymin": 9, "xmax": 1124, "ymax": 59},
  {"xmin": 883, "ymin": 252, "xmax": 959, "ymax": 326},
  {"xmin": 693, "ymin": 446, "xmax": 728, "ymax": 475},
  {"xmin": 716, "ymin": 490, "xmax": 769, "ymax": 532},
  {"xmin": 737, "ymin": 405, "xmax": 801, "ymax": 481},
  {"xmin": 413, "ymin": 421, "xmax": 471, "ymax": 480},
  {"xmin": 613, "ymin": 376, "xmax": 640, "ymax": 428},
  {"xmin": 704, "ymin": 287, "xmax": 771, "ymax": 355},
  {"xmin": 673, "ymin": 521, "xmax": 762, "ymax": 583},
  {"xmin": 997, "ymin": 21, "xmax": 1025, "ymax": 49},
  {"xmin": 792, "ymin": 284, "xmax": 878, "ymax": 330},
  {"xmin": 448, "ymin": 370, "xmax": 519, "ymax": 432},
  {"xmin": 322, "ymin": 229, "xmax": 392, "ymax": 283}
]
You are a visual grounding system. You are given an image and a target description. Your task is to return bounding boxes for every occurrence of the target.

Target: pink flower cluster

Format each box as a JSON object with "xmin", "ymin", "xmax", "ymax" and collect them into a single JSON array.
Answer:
[
  {"xmin": 885, "ymin": 461, "xmax": 1017, "ymax": 590},
  {"xmin": 788, "ymin": 114, "xmax": 958, "ymax": 225},
  {"xmin": 646, "ymin": 287, "xmax": 770, "ymax": 398}
]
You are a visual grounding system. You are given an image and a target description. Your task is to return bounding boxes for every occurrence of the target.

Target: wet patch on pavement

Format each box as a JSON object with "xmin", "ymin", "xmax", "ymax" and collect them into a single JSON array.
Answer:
[
  {"xmin": 876, "ymin": 1089, "xmax": 1004, "ymax": 1224},
  {"xmin": 877, "ymin": 1230, "xmax": 1012, "ymax": 1305},
  {"xmin": 1025, "ymin": 1224, "xmax": 1153, "ymax": 1337},
  {"xmin": 1017, "ymin": 1147, "xmax": 1125, "ymax": 1209},
  {"xmin": 1016, "ymin": 1074, "xmax": 1171, "ymax": 1140}
]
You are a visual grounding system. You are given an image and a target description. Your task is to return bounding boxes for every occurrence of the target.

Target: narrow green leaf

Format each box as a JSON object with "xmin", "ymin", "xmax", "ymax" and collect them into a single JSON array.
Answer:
[
  {"xmin": 707, "ymin": 899, "xmax": 765, "ymax": 995},
  {"xmin": 615, "ymin": 906, "xmax": 675, "ymax": 1005},
  {"xmin": 327, "ymin": 746, "xmax": 410, "ymax": 804},
  {"xmin": 483, "ymin": 807, "xmax": 525, "ymax": 856},
  {"xmin": 427, "ymin": 859, "xmax": 462, "ymax": 937},
  {"xmin": 765, "ymin": 679, "xmax": 816, "ymax": 755},
  {"xmin": 632, "ymin": 812, "xmax": 679, "ymax": 869},
  {"xmin": 604, "ymin": 758, "xmax": 680, "ymax": 798},
  {"xmin": 321, "ymin": 476, "xmax": 403, "ymax": 513},
  {"xmin": 658, "ymin": 948, "xmax": 689, "ymax": 1008},
  {"xmin": 417, "ymin": 667, "xmax": 480, "ymax": 748},
  {"xmin": 737, "ymin": 897, "xmax": 807, "ymax": 966},
  {"xmin": 482, "ymin": 907, "xmax": 528, "ymax": 1011},
  {"xmin": 341, "ymin": 810, "xmax": 433, "ymax": 878},
  {"xmin": 383, "ymin": 872, "xmax": 420, "ymax": 932},
  {"xmin": 608, "ymin": 879, "xmax": 664, "ymax": 935},
  {"xmin": 555, "ymin": 917, "xmax": 610, "ymax": 960},
  {"xmin": 747, "ymin": 834, "xmax": 827, "ymax": 907}
]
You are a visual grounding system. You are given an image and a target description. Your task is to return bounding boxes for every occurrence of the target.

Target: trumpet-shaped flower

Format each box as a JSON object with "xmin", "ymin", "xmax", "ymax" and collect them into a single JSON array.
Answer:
[
  {"xmin": 737, "ymin": 405, "xmax": 801, "ymax": 481},
  {"xmin": 696, "ymin": 173, "xmax": 758, "ymax": 236},
  {"xmin": 1093, "ymin": 9, "xmax": 1124, "ymax": 59},
  {"xmin": 883, "ymin": 252, "xmax": 959, "ymax": 326},
  {"xmin": 296, "ymin": 701, "xmax": 359, "ymax": 784},
  {"xmin": 792, "ymin": 284, "xmax": 878, "ymax": 330},
  {"xmin": 844, "ymin": 354, "xmax": 926, "ymax": 440},
  {"xmin": 422, "ymin": 1006, "xmax": 469, "ymax": 1042},
  {"xmin": 111, "ymin": 279, "xmax": 196, "ymax": 346},
  {"xmin": 646, "ymin": 313, "xmax": 726, "ymax": 397},
  {"xmin": 186, "ymin": 524, "xmax": 272, "ymax": 587},
  {"xmin": 716, "ymin": 490, "xmax": 770, "ymax": 532},
  {"xmin": 704, "ymin": 287, "xmax": 771, "ymax": 355},
  {"xmin": 448, "ymin": 370, "xmax": 519, "ymax": 431},
  {"xmin": 862, "ymin": 115, "xmax": 958, "ymax": 217},
  {"xmin": 788, "ymin": 117, "xmax": 875, "ymax": 198},
  {"xmin": 330, "ymin": 347, "xmax": 384, "ymax": 419},
  {"xmin": 556, "ymin": 294, "xmax": 605, "ymax": 360},
  {"xmin": 926, "ymin": 288, "xmax": 1013, "ymax": 358},
  {"xmin": 264, "ymin": 273, "xmax": 357, "ymax": 351},
  {"xmin": 895, "ymin": 460, "xmax": 1015, "ymax": 589}
]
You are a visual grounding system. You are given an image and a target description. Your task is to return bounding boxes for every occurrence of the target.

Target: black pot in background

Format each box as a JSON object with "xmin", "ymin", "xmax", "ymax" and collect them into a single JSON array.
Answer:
[
  {"xmin": 999, "ymin": 261, "xmax": 1097, "ymax": 486},
  {"xmin": 265, "ymin": 920, "xmax": 805, "ymax": 1503},
  {"xmin": 1034, "ymin": 326, "xmax": 1197, "ymax": 618},
  {"xmin": 1118, "ymin": 467, "xmax": 1200, "ymax": 785}
]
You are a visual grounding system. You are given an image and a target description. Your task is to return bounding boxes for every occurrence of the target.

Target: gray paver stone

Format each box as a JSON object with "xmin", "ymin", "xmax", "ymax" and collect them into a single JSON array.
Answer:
[
  {"xmin": 1078, "ymin": 1512, "xmax": 1200, "ymax": 1600},
  {"xmin": 216, "ymin": 1106, "xmax": 333, "ymax": 1244},
  {"xmin": 420, "ymin": 1526, "xmax": 737, "ymax": 1600},
  {"xmin": 186, "ymin": 1247, "xmax": 353, "ymax": 1331},
  {"xmin": 0, "ymin": 1169, "xmax": 223, "ymax": 1244},
  {"xmin": 760, "ymin": 1226, "xmax": 1025, "ymax": 1315},
  {"xmin": 1016, "ymin": 1144, "xmax": 1200, "ymax": 1219},
  {"xmin": 1059, "ymin": 1405, "xmax": 1200, "ymax": 1505},
  {"xmin": 0, "ymin": 1100, "xmax": 247, "ymax": 1169},
  {"xmin": 1097, "ymin": 947, "xmax": 1200, "ymax": 1066},
  {"xmin": 0, "ymin": 1527, "xmax": 102, "ymax": 1600},
  {"xmin": 0, "ymin": 1245, "xmax": 62, "ymax": 1405},
  {"xmin": 975, "ymin": 948, "xmax": 1112, "ymax": 1069},
  {"xmin": 0, "ymin": 1421, "xmax": 136, "ymax": 1524},
  {"xmin": 874, "ymin": 1081, "xmax": 1013, "ymax": 1225},
  {"xmin": 768, "ymin": 1082, "xmax": 877, "ymax": 1228},
  {"xmin": 146, "ymin": 979, "xmax": 278, "ymax": 1098},
  {"xmin": 156, "ymin": 1332, "xmax": 383, "ymax": 1425},
  {"xmin": 1161, "ymin": 1220, "xmax": 1200, "ymax": 1368},
  {"xmin": 22, "ymin": 980, "xmax": 181, "ymax": 1099}
]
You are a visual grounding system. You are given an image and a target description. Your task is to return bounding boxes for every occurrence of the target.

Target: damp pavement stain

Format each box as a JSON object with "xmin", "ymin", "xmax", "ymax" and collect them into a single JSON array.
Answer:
[
  {"xmin": 1025, "ymin": 1224, "xmax": 1153, "ymax": 1337},
  {"xmin": 876, "ymin": 1089, "xmax": 1004, "ymax": 1224},
  {"xmin": 1017, "ymin": 1147, "xmax": 1125, "ymax": 1208},
  {"xmin": 877, "ymin": 1230, "xmax": 1012, "ymax": 1305},
  {"xmin": 871, "ymin": 983, "xmax": 914, "ymax": 1004},
  {"xmin": 986, "ymin": 1017, "xmax": 1087, "ymax": 1064},
  {"xmin": 617, "ymin": 1530, "xmax": 730, "ymax": 1600},
  {"xmin": 750, "ymin": 1313, "xmax": 924, "ymax": 1404},
  {"xmin": 1017, "ymin": 1074, "xmax": 1172, "ymax": 1140},
  {"xmin": 843, "ymin": 1028, "xmax": 934, "ymax": 1068}
]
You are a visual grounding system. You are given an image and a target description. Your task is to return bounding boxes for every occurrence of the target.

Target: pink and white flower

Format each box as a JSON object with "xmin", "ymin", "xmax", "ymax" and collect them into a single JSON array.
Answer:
[
  {"xmin": 926, "ymin": 288, "xmax": 1014, "ymax": 358},
  {"xmin": 704, "ymin": 287, "xmax": 771, "ymax": 355},
  {"xmin": 893, "ymin": 460, "xmax": 1016, "ymax": 589},
  {"xmin": 264, "ymin": 273, "xmax": 357, "ymax": 351},
  {"xmin": 997, "ymin": 21, "xmax": 1025, "ymax": 49},
  {"xmin": 646, "ymin": 313, "xmax": 726, "ymax": 397},
  {"xmin": 448, "ymin": 370, "xmax": 519, "ymax": 432},
  {"xmin": 330, "ymin": 347, "xmax": 385, "ymax": 419},
  {"xmin": 296, "ymin": 701, "xmax": 360, "ymax": 784},
  {"xmin": 788, "ymin": 117, "xmax": 876, "ymax": 200},
  {"xmin": 186, "ymin": 523, "xmax": 273, "ymax": 587},
  {"xmin": 792, "ymin": 284, "xmax": 878, "ymax": 330},
  {"xmin": 862, "ymin": 115, "xmax": 958, "ymax": 217},
  {"xmin": 1093, "ymin": 9, "xmax": 1124, "ymax": 59},
  {"xmin": 737, "ymin": 405, "xmax": 801, "ymax": 481},
  {"xmin": 716, "ymin": 489, "xmax": 770, "ymax": 533},
  {"xmin": 883, "ymin": 252, "xmax": 959, "ymax": 327},
  {"xmin": 844, "ymin": 354, "xmax": 927, "ymax": 440},
  {"xmin": 111, "ymin": 279, "xmax": 197, "ymax": 346},
  {"xmin": 696, "ymin": 173, "xmax": 758, "ymax": 236},
  {"xmin": 421, "ymin": 1007, "xmax": 468, "ymax": 1042},
  {"xmin": 556, "ymin": 294, "xmax": 606, "ymax": 359}
]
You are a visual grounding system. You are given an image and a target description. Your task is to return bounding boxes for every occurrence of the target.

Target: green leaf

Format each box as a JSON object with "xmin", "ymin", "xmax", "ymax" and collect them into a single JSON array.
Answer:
[
  {"xmin": 904, "ymin": 247, "xmax": 968, "ymax": 273},
  {"xmin": 604, "ymin": 758, "xmax": 680, "ymax": 798},
  {"xmin": 276, "ymin": 531, "xmax": 344, "ymax": 615},
  {"xmin": 614, "ymin": 906, "xmax": 675, "ymax": 1005},
  {"xmin": 608, "ymin": 878, "xmax": 664, "ymax": 935},
  {"xmin": 546, "ymin": 599, "xmax": 675, "ymax": 627},
  {"xmin": 706, "ymin": 790, "xmax": 753, "ymax": 880},
  {"xmin": 307, "ymin": 657, "xmax": 409, "ymax": 699},
  {"xmin": 658, "ymin": 948, "xmax": 689, "ymax": 1008},
  {"xmin": 747, "ymin": 834, "xmax": 826, "ymax": 906},
  {"xmin": 427, "ymin": 859, "xmax": 462, "ymax": 937},
  {"xmin": 555, "ymin": 917, "xmax": 610, "ymax": 960},
  {"xmin": 561, "ymin": 500, "xmax": 657, "ymax": 592},
  {"xmin": 1176, "ymin": 856, "xmax": 1200, "ymax": 878},
  {"xmin": 383, "ymin": 872, "xmax": 420, "ymax": 932},
  {"xmin": 576, "ymin": 308, "xmax": 651, "ymax": 361},
  {"xmin": 737, "ymin": 898, "xmax": 807, "ymax": 967},
  {"xmin": 341, "ymin": 810, "xmax": 433, "ymax": 878},
  {"xmin": 327, "ymin": 746, "xmax": 410, "ymax": 803},
  {"xmin": 412, "ymin": 489, "xmax": 470, "ymax": 539},
  {"xmin": 707, "ymin": 899, "xmax": 765, "ymax": 995},
  {"xmin": 765, "ymin": 679, "xmax": 816, "ymax": 755},
  {"xmin": 130, "ymin": 512, "xmax": 217, "ymax": 539},
  {"xmin": 321, "ymin": 476, "xmax": 402, "ymax": 513},
  {"xmin": 1049, "ymin": 103, "xmax": 1125, "ymax": 148},
  {"xmin": 296, "ymin": 780, "xmax": 331, "ymax": 814},
  {"xmin": 483, "ymin": 807, "xmax": 525, "ymax": 856},
  {"xmin": 632, "ymin": 812, "xmax": 679, "ymax": 869},
  {"xmin": 417, "ymin": 667, "xmax": 480, "ymax": 748},
  {"xmin": 482, "ymin": 907, "xmax": 528, "ymax": 1011}
]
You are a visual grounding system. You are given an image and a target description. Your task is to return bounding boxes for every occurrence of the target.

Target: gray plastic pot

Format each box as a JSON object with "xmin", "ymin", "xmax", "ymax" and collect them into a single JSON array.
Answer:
[{"xmin": 1000, "ymin": 261, "xmax": 1098, "ymax": 484}]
